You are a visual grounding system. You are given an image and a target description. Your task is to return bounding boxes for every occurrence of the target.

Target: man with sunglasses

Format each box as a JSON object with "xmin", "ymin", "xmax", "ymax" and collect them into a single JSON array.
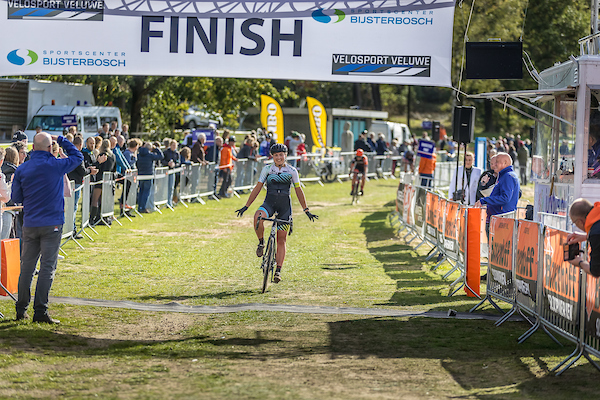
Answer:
[{"xmin": 567, "ymin": 198, "xmax": 600, "ymax": 277}]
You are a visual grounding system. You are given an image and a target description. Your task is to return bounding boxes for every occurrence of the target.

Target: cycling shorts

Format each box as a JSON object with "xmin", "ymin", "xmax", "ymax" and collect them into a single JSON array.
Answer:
[
  {"xmin": 353, "ymin": 165, "xmax": 365, "ymax": 174},
  {"xmin": 258, "ymin": 193, "xmax": 292, "ymax": 231}
]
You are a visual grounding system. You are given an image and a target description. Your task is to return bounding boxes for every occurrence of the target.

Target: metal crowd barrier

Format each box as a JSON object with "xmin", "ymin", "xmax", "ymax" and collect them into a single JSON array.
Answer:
[
  {"xmin": 390, "ymin": 179, "xmax": 600, "ymax": 375},
  {"xmin": 153, "ymin": 166, "xmax": 170, "ymax": 213}
]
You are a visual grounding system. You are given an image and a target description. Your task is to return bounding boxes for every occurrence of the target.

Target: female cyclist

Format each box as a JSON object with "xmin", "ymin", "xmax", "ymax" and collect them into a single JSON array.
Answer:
[{"xmin": 235, "ymin": 143, "xmax": 318, "ymax": 283}]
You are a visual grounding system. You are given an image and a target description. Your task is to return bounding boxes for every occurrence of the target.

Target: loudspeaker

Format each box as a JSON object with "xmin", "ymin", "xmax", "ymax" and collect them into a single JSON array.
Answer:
[
  {"xmin": 432, "ymin": 121, "xmax": 441, "ymax": 142},
  {"xmin": 465, "ymin": 42, "xmax": 523, "ymax": 80},
  {"xmin": 453, "ymin": 106, "xmax": 475, "ymax": 144}
]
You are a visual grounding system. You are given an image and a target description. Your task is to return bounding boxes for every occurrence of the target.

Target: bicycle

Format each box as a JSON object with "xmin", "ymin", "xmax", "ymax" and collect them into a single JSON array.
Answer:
[
  {"xmin": 255, "ymin": 215, "xmax": 292, "ymax": 293},
  {"xmin": 351, "ymin": 171, "xmax": 363, "ymax": 205}
]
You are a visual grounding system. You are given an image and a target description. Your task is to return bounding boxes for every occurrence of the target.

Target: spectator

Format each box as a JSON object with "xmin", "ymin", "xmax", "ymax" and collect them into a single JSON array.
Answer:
[
  {"xmin": 82, "ymin": 137, "xmax": 97, "ymax": 169},
  {"xmin": 1, "ymin": 147, "xmax": 19, "ymax": 239},
  {"xmin": 449, "ymin": 152, "xmax": 482, "ymax": 205},
  {"xmin": 567, "ymin": 198, "xmax": 600, "ymax": 277},
  {"xmin": 218, "ymin": 137, "xmax": 237, "ymax": 198},
  {"xmin": 354, "ymin": 132, "xmax": 371, "ymax": 152},
  {"xmin": 121, "ymin": 124, "xmax": 130, "ymax": 139},
  {"xmin": 12, "ymin": 132, "xmax": 82, "ymax": 323},
  {"xmin": 287, "ymin": 131, "xmax": 304, "ymax": 166},
  {"xmin": 12, "ymin": 130, "xmax": 27, "ymax": 145},
  {"xmin": 99, "ymin": 123, "xmax": 110, "ymax": 139},
  {"xmin": 12, "ymin": 141, "xmax": 28, "ymax": 165},
  {"xmin": 367, "ymin": 132, "xmax": 377, "ymax": 152},
  {"xmin": 180, "ymin": 147, "xmax": 192, "ymax": 165},
  {"xmin": 116, "ymin": 134, "xmax": 127, "ymax": 152},
  {"xmin": 475, "ymin": 153, "xmax": 520, "ymax": 238},
  {"xmin": 90, "ymin": 139, "xmax": 115, "ymax": 225},
  {"xmin": 495, "ymin": 137, "xmax": 506, "ymax": 153},
  {"xmin": 110, "ymin": 136, "xmax": 131, "ymax": 175},
  {"xmin": 122, "ymin": 139, "xmax": 139, "ymax": 168},
  {"xmin": 477, "ymin": 154, "xmax": 498, "ymax": 202},
  {"xmin": 205, "ymin": 136, "xmax": 222, "ymax": 163},
  {"xmin": 191, "ymin": 132, "xmax": 207, "ymax": 164},
  {"xmin": 237, "ymin": 137, "xmax": 256, "ymax": 160},
  {"xmin": 375, "ymin": 133, "xmax": 388, "ymax": 156},
  {"xmin": 559, "ymin": 140, "xmax": 570, "ymax": 156},
  {"xmin": 259, "ymin": 133, "xmax": 273, "ymax": 157},
  {"xmin": 517, "ymin": 141, "xmax": 530, "ymax": 185},
  {"xmin": 68, "ymin": 136, "xmax": 99, "ymax": 237},
  {"xmin": 65, "ymin": 133, "xmax": 74, "ymax": 143},
  {"xmin": 136, "ymin": 142, "xmax": 163, "ymax": 213},
  {"xmin": 110, "ymin": 121, "xmax": 118, "ymax": 135},
  {"xmin": 402, "ymin": 142, "xmax": 415, "ymax": 173},
  {"xmin": 162, "ymin": 139, "xmax": 180, "ymax": 208},
  {"xmin": 418, "ymin": 145, "xmax": 437, "ymax": 187},
  {"xmin": 508, "ymin": 144, "xmax": 518, "ymax": 165},
  {"xmin": 0, "ymin": 149, "xmax": 10, "ymax": 238},
  {"xmin": 93, "ymin": 136, "xmax": 103, "ymax": 156}
]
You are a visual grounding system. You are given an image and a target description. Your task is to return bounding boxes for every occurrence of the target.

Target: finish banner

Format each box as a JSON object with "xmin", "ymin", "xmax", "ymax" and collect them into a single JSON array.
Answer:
[
  {"xmin": 0, "ymin": 0, "xmax": 455, "ymax": 86},
  {"xmin": 260, "ymin": 94, "xmax": 284, "ymax": 144},
  {"xmin": 306, "ymin": 96, "xmax": 326, "ymax": 148}
]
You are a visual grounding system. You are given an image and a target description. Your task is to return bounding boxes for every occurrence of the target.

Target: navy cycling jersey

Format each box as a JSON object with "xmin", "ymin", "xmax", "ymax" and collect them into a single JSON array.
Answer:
[{"xmin": 258, "ymin": 163, "xmax": 300, "ymax": 195}]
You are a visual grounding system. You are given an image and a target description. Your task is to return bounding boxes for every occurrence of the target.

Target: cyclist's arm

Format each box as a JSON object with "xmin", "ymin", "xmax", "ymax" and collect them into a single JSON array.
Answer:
[
  {"xmin": 294, "ymin": 186, "xmax": 309, "ymax": 211},
  {"xmin": 244, "ymin": 182, "xmax": 264, "ymax": 207}
]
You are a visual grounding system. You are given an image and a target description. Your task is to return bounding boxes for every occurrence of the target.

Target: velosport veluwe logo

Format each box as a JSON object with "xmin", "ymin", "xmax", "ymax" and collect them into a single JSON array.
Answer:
[
  {"xmin": 312, "ymin": 9, "xmax": 345, "ymax": 24},
  {"xmin": 7, "ymin": 49, "xmax": 38, "ymax": 66}
]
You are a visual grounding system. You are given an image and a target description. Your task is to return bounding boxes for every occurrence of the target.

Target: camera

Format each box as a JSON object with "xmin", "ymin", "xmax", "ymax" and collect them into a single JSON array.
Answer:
[
  {"xmin": 563, "ymin": 243, "xmax": 581, "ymax": 261},
  {"xmin": 452, "ymin": 189, "xmax": 465, "ymax": 201}
]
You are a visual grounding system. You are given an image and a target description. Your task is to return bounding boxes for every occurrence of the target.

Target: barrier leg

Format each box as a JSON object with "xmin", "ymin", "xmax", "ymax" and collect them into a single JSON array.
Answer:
[
  {"xmin": 413, "ymin": 238, "xmax": 429, "ymax": 249},
  {"xmin": 180, "ymin": 199, "xmax": 189, "ymax": 208},
  {"xmin": 470, "ymin": 293, "xmax": 505, "ymax": 314},
  {"xmin": 448, "ymin": 281, "xmax": 465, "ymax": 296},
  {"xmin": 583, "ymin": 352, "xmax": 600, "ymax": 372},
  {"xmin": 112, "ymin": 217, "xmax": 123, "ymax": 226},
  {"xmin": 518, "ymin": 320, "xmax": 540, "ymax": 344},
  {"xmin": 551, "ymin": 345, "xmax": 580, "ymax": 373},
  {"xmin": 495, "ymin": 305, "xmax": 518, "ymax": 326},
  {"xmin": 425, "ymin": 248, "xmax": 439, "ymax": 262},
  {"xmin": 0, "ymin": 281, "xmax": 17, "ymax": 302},
  {"xmin": 80, "ymin": 228, "xmax": 94, "ymax": 242},
  {"xmin": 554, "ymin": 346, "xmax": 583, "ymax": 376}
]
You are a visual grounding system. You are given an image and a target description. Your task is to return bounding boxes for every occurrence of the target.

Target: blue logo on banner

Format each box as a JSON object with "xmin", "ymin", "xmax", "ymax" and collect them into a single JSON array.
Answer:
[
  {"xmin": 312, "ymin": 9, "xmax": 345, "ymax": 24},
  {"xmin": 62, "ymin": 115, "xmax": 78, "ymax": 127},
  {"xmin": 7, "ymin": 49, "xmax": 38, "ymax": 65}
]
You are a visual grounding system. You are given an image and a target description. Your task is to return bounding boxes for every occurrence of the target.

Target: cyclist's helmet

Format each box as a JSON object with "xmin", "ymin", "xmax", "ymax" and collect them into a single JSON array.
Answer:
[
  {"xmin": 356, "ymin": 149, "xmax": 364, "ymax": 157},
  {"xmin": 270, "ymin": 143, "xmax": 288, "ymax": 155}
]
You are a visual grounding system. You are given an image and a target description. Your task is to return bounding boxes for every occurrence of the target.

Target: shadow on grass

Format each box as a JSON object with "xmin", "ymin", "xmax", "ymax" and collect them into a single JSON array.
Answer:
[
  {"xmin": 361, "ymin": 210, "xmax": 463, "ymax": 308},
  {"xmin": 326, "ymin": 317, "xmax": 598, "ymax": 398},
  {"xmin": 137, "ymin": 289, "xmax": 257, "ymax": 302}
]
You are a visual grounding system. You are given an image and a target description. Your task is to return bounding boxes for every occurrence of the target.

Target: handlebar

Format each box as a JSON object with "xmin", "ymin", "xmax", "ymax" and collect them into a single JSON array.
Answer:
[{"xmin": 255, "ymin": 215, "xmax": 291, "ymax": 230}]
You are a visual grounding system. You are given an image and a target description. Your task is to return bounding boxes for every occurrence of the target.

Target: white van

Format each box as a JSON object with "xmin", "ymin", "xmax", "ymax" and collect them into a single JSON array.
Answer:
[
  {"xmin": 368, "ymin": 120, "xmax": 411, "ymax": 144},
  {"xmin": 24, "ymin": 105, "xmax": 122, "ymax": 141}
]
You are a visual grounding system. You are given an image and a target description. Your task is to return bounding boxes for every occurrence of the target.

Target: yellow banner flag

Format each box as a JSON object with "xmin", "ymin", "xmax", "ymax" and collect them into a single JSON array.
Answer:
[
  {"xmin": 306, "ymin": 97, "xmax": 327, "ymax": 148},
  {"xmin": 260, "ymin": 94, "xmax": 284, "ymax": 144}
]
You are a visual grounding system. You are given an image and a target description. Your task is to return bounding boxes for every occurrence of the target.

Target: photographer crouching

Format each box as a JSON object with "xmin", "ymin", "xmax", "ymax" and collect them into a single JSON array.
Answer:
[{"xmin": 566, "ymin": 198, "xmax": 600, "ymax": 276}]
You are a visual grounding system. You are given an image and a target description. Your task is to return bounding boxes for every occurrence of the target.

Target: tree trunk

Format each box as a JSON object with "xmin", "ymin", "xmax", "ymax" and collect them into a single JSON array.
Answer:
[
  {"xmin": 129, "ymin": 76, "xmax": 147, "ymax": 133},
  {"xmin": 371, "ymin": 83, "xmax": 382, "ymax": 111},
  {"xmin": 352, "ymin": 83, "xmax": 362, "ymax": 108}
]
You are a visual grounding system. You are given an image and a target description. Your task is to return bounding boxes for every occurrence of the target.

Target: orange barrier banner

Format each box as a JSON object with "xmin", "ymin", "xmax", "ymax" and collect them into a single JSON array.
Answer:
[
  {"xmin": 0, "ymin": 239, "xmax": 20, "ymax": 296},
  {"xmin": 437, "ymin": 198, "xmax": 446, "ymax": 247},
  {"xmin": 403, "ymin": 184, "xmax": 414, "ymax": 226},
  {"xmin": 465, "ymin": 207, "xmax": 481, "ymax": 297},
  {"xmin": 425, "ymin": 192, "xmax": 438, "ymax": 242},
  {"xmin": 586, "ymin": 274, "xmax": 600, "ymax": 338},
  {"xmin": 444, "ymin": 201, "xmax": 459, "ymax": 257},
  {"xmin": 489, "ymin": 216, "xmax": 515, "ymax": 297},
  {"xmin": 457, "ymin": 204, "xmax": 466, "ymax": 264},
  {"xmin": 543, "ymin": 228, "xmax": 580, "ymax": 324},
  {"xmin": 413, "ymin": 187, "xmax": 426, "ymax": 232},
  {"xmin": 515, "ymin": 221, "xmax": 539, "ymax": 309}
]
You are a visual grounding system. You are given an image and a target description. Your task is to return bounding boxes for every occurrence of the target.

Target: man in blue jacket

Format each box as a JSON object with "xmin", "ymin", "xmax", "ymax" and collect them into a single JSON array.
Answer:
[
  {"xmin": 12, "ymin": 132, "xmax": 83, "ymax": 324},
  {"xmin": 136, "ymin": 142, "xmax": 163, "ymax": 213},
  {"xmin": 475, "ymin": 152, "xmax": 520, "ymax": 236}
]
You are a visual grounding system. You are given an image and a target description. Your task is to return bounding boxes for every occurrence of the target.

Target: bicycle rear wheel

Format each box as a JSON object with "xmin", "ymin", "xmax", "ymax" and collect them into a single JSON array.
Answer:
[
  {"xmin": 261, "ymin": 235, "xmax": 276, "ymax": 293},
  {"xmin": 352, "ymin": 179, "xmax": 359, "ymax": 205}
]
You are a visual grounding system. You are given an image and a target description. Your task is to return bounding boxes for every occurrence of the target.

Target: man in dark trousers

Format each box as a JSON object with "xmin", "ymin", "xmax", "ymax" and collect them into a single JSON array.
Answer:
[{"xmin": 12, "ymin": 132, "xmax": 83, "ymax": 323}]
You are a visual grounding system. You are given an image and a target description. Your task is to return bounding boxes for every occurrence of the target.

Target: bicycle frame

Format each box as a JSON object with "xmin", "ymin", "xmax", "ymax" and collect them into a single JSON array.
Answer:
[{"xmin": 256, "ymin": 215, "xmax": 291, "ymax": 292}]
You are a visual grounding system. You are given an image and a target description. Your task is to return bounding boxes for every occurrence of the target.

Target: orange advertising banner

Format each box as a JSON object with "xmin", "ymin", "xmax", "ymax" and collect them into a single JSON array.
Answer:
[
  {"xmin": 585, "ymin": 274, "xmax": 600, "ymax": 338},
  {"xmin": 543, "ymin": 228, "xmax": 580, "ymax": 323},
  {"xmin": 444, "ymin": 201, "xmax": 458, "ymax": 256},
  {"xmin": 488, "ymin": 216, "xmax": 515, "ymax": 295},
  {"xmin": 464, "ymin": 207, "xmax": 481, "ymax": 297},
  {"xmin": 515, "ymin": 220, "xmax": 539, "ymax": 303},
  {"xmin": 425, "ymin": 192, "xmax": 438, "ymax": 242}
]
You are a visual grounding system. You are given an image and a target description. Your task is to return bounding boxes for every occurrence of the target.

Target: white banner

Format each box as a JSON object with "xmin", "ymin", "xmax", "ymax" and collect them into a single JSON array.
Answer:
[{"xmin": 0, "ymin": 0, "xmax": 455, "ymax": 87}]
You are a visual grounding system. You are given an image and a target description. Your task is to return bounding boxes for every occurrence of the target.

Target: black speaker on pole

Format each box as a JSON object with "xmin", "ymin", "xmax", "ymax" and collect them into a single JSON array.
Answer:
[
  {"xmin": 453, "ymin": 106, "xmax": 475, "ymax": 144},
  {"xmin": 432, "ymin": 121, "xmax": 441, "ymax": 142}
]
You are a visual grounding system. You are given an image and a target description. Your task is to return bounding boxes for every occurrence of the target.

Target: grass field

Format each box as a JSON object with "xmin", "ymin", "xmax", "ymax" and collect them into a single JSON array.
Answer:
[{"xmin": 0, "ymin": 179, "xmax": 597, "ymax": 399}]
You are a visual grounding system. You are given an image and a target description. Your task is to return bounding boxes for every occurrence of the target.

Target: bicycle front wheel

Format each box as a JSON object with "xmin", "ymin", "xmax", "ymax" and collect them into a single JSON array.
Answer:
[{"xmin": 261, "ymin": 235, "xmax": 276, "ymax": 293}]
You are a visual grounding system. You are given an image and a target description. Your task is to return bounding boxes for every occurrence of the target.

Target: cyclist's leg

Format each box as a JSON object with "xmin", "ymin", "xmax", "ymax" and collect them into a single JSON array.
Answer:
[
  {"xmin": 360, "ymin": 170, "xmax": 366, "ymax": 191},
  {"xmin": 351, "ymin": 170, "xmax": 358, "ymax": 194},
  {"xmin": 253, "ymin": 207, "xmax": 269, "ymax": 240},
  {"xmin": 275, "ymin": 228, "xmax": 287, "ymax": 268}
]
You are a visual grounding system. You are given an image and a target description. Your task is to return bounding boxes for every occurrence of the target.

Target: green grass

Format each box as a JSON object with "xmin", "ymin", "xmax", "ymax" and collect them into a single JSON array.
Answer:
[{"xmin": 0, "ymin": 179, "xmax": 597, "ymax": 399}]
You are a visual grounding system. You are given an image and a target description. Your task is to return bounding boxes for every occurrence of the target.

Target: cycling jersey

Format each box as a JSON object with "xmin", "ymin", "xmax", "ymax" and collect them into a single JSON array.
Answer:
[
  {"xmin": 351, "ymin": 155, "xmax": 368, "ymax": 173},
  {"xmin": 257, "ymin": 163, "xmax": 300, "ymax": 230}
]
